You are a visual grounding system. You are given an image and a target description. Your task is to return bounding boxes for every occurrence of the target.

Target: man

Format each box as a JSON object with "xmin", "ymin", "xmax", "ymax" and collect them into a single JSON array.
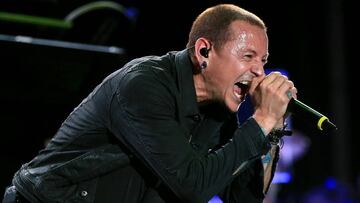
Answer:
[{"xmin": 3, "ymin": 4, "xmax": 296, "ymax": 203}]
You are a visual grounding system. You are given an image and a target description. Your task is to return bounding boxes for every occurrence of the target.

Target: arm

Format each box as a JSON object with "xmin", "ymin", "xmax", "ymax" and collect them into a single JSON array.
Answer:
[
  {"xmin": 217, "ymin": 143, "xmax": 280, "ymax": 203},
  {"xmin": 219, "ymin": 72, "xmax": 294, "ymax": 202},
  {"xmin": 262, "ymin": 145, "xmax": 280, "ymax": 194}
]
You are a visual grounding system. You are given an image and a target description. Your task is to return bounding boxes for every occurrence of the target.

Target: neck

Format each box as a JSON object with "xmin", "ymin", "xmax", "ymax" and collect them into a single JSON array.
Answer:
[{"xmin": 193, "ymin": 73, "xmax": 210, "ymax": 103}]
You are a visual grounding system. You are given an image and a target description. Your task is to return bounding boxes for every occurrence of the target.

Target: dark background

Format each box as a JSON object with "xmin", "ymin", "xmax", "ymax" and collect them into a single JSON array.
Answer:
[{"xmin": 0, "ymin": 0, "xmax": 358, "ymax": 202}]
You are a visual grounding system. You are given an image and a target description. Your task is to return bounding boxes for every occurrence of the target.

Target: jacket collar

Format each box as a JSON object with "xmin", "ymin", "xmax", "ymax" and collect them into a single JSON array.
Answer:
[{"xmin": 174, "ymin": 49, "xmax": 200, "ymax": 118}]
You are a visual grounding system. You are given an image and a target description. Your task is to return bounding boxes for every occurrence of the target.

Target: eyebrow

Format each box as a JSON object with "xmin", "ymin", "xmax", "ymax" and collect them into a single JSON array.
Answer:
[{"xmin": 245, "ymin": 49, "xmax": 269, "ymax": 59}]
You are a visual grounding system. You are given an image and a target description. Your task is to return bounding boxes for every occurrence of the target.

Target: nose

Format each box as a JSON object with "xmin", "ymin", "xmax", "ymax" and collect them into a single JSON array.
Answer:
[{"xmin": 250, "ymin": 62, "xmax": 265, "ymax": 77}]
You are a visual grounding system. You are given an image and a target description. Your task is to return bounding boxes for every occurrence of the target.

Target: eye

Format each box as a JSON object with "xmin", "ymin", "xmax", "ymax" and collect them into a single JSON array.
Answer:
[
  {"xmin": 243, "ymin": 54, "xmax": 253, "ymax": 60},
  {"xmin": 262, "ymin": 58, "xmax": 268, "ymax": 65}
]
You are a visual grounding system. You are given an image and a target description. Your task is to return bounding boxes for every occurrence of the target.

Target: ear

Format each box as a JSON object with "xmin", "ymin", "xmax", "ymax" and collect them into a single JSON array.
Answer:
[{"xmin": 194, "ymin": 38, "xmax": 211, "ymax": 62}]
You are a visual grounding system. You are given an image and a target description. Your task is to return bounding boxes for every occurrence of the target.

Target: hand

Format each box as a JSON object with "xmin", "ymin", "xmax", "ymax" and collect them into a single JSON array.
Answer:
[{"xmin": 249, "ymin": 72, "xmax": 297, "ymax": 134}]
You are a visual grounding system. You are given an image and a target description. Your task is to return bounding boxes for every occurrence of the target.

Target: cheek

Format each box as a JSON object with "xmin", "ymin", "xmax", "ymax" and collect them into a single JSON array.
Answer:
[
  {"xmin": 224, "ymin": 64, "xmax": 246, "ymax": 80},
  {"xmin": 217, "ymin": 69, "xmax": 236, "ymax": 86},
  {"xmin": 211, "ymin": 57, "xmax": 245, "ymax": 86}
]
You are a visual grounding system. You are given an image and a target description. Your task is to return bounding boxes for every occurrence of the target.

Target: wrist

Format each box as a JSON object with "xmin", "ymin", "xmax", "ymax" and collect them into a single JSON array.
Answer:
[
  {"xmin": 274, "ymin": 117, "xmax": 286, "ymax": 129},
  {"xmin": 252, "ymin": 111, "xmax": 278, "ymax": 135},
  {"xmin": 268, "ymin": 124, "xmax": 292, "ymax": 145}
]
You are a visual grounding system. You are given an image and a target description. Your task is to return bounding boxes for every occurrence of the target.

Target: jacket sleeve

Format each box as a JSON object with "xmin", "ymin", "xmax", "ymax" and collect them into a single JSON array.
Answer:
[
  {"xmin": 219, "ymin": 144, "xmax": 281, "ymax": 202},
  {"xmin": 219, "ymin": 159, "xmax": 265, "ymax": 203},
  {"xmin": 109, "ymin": 69, "xmax": 271, "ymax": 202}
]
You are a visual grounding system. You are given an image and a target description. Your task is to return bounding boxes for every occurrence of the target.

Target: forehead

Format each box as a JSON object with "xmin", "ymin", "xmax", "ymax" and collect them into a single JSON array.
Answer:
[{"xmin": 226, "ymin": 20, "xmax": 268, "ymax": 51}]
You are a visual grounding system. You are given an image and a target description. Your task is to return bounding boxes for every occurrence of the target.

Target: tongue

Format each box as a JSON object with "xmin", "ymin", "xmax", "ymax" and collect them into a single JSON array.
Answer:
[{"xmin": 234, "ymin": 84, "xmax": 242, "ymax": 96}]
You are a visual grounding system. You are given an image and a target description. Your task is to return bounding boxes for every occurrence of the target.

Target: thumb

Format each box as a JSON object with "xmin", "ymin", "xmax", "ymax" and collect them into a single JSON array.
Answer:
[{"xmin": 249, "ymin": 75, "xmax": 265, "ymax": 95}]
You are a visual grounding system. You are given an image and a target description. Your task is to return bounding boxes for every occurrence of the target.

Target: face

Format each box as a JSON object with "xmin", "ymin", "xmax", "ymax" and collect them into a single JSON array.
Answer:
[{"xmin": 205, "ymin": 20, "xmax": 269, "ymax": 112}]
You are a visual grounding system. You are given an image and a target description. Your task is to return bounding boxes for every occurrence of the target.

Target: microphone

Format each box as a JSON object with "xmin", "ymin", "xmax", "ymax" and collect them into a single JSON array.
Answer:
[{"xmin": 287, "ymin": 98, "xmax": 337, "ymax": 131}]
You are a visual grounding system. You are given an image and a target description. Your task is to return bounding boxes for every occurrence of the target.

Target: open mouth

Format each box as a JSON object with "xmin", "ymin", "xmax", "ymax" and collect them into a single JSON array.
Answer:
[{"xmin": 234, "ymin": 81, "xmax": 250, "ymax": 101}]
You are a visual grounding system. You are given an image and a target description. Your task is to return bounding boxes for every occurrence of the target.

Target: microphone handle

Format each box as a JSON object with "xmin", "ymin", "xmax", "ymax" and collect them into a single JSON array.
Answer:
[{"xmin": 288, "ymin": 98, "xmax": 337, "ymax": 131}]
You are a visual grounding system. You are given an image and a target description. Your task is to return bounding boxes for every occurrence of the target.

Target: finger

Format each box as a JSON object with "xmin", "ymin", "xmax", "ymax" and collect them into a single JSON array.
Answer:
[
  {"xmin": 269, "ymin": 74, "xmax": 288, "ymax": 91},
  {"xmin": 249, "ymin": 74, "xmax": 265, "ymax": 94},
  {"xmin": 261, "ymin": 71, "xmax": 284, "ymax": 88},
  {"xmin": 278, "ymin": 80, "xmax": 294, "ymax": 99},
  {"xmin": 289, "ymin": 87, "xmax": 297, "ymax": 99}
]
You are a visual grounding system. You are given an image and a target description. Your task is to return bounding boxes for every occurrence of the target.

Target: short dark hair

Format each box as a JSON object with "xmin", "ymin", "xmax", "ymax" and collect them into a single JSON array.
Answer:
[{"xmin": 187, "ymin": 4, "xmax": 266, "ymax": 56}]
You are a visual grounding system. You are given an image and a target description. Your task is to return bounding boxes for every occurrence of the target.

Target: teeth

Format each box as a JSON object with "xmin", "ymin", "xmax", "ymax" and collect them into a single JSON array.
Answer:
[{"xmin": 240, "ymin": 81, "xmax": 250, "ymax": 85}]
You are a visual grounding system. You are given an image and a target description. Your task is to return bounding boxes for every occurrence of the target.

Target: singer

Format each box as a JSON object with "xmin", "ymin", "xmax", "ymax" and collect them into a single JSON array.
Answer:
[{"xmin": 3, "ymin": 4, "xmax": 297, "ymax": 203}]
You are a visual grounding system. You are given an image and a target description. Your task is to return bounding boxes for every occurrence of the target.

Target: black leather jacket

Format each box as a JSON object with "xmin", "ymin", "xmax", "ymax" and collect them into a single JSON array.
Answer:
[{"xmin": 12, "ymin": 49, "xmax": 271, "ymax": 203}]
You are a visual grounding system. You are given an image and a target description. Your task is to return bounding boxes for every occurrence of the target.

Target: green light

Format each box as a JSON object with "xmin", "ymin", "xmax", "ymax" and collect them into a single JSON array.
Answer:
[{"xmin": 0, "ymin": 11, "xmax": 72, "ymax": 29}]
